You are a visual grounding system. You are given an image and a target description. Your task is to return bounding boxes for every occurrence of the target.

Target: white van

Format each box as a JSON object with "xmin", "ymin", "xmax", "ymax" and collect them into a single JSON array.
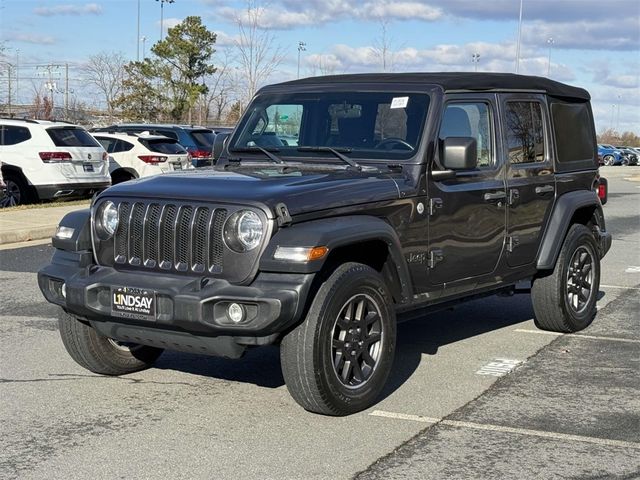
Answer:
[{"xmin": 0, "ymin": 119, "xmax": 110, "ymax": 205}]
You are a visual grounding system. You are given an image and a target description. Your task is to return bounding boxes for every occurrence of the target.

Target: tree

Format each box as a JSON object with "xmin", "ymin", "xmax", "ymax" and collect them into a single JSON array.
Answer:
[
  {"xmin": 82, "ymin": 51, "xmax": 126, "ymax": 119},
  {"xmin": 233, "ymin": 0, "xmax": 286, "ymax": 104},
  {"xmin": 151, "ymin": 16, "xmax": 217, "ymax": 122},
  {"xmin": 114, "ymin": 60, "xmax": 165, "ymax": 121},
  {"xmin": 369, "ymin": 19, "xmax": 396, "ymax": 72}
]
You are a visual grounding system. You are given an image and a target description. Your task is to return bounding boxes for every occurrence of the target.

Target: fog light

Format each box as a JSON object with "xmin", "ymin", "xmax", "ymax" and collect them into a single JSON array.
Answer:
[
  {"xmin": 61, "ymin": 283, "xmax": 67, "ymax": 299},
  {"xmin": 227, "ymin": 303, "xmax": 245, "ymax": 323}
]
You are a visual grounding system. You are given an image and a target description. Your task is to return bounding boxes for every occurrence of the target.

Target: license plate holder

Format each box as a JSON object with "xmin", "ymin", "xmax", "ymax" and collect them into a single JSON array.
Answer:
[
  {"xmin": 83, "ymin": 163, "xmax": 94, "ymax": 172},
  {"xmin": 111, "ymin": 286, "xmax": 156, "ymax": 321}
]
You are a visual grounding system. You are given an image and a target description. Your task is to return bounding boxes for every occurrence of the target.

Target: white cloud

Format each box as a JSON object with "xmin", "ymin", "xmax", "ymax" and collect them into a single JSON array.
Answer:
[
  {"xmin": 364, "ymin": 2, "xmax": 442, "ymax": 22},
  {"xmin": 5, "ymin": 32, "xmax": 57, "ymax": 45},
  {"xmin": 34, "ymin": 3, "xmax": 103, "ymax": 16},
  {"xmin": 161, "ymin": 17, "xmax": 183, "ymax": 30}
]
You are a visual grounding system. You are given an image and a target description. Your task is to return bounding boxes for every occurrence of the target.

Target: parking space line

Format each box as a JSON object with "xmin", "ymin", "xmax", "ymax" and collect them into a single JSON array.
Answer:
[
  {"xmin": 514, "ymin": 329, "xmax": 640, "ymax": 344},
  {"xmin": 600, "ymin": 284, "xmax": 640, "ymax": 290},
  {"xmin": 370, "ymin": 410, "xmax": 640, "ymax": 450},
  {"xmin": 370, "ymin": 410, "xmax": 439, "ymax": 424}
]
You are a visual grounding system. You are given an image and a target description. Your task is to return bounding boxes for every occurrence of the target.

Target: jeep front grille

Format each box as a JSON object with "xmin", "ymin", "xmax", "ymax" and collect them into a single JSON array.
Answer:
[{"xmin": 113, "ymin": 201, "xmax": 227, "ymax": 274}]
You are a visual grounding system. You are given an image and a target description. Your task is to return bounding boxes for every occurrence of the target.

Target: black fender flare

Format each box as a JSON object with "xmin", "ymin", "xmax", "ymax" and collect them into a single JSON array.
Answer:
[
  {"xmin": 536, "ymin": 190, "xmax": 602, "ymax": 270},
  {"xmin": 260, "ymin": 215, "xmax": 413, "ymax": 303}
]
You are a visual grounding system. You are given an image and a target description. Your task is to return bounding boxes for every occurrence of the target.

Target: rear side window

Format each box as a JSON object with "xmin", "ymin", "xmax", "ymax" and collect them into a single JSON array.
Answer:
[
  {"xmin": 551, "ymin": 101, "xmax": 597, "ymax": 170},
  {"xmin": 94, "ymin": 136, "xmax": 116, "ymax": 152},
  {"xmin": 189, "ymin": 130, "xmax": 215, "ymax": 149},
  {"xmin": 140, "ymin": 138, "xmax": 187, "ymax": 154},
  {"xmin": 47, "ymin": 127, "xmax": 101, "ymax": 147},
  {"xmin": 505, "ymin": 102, "xmax": 545, "ymax": 164},
  {"xmin": 0, "ymin": 125, "xmax": 32, "ymax": 145}
]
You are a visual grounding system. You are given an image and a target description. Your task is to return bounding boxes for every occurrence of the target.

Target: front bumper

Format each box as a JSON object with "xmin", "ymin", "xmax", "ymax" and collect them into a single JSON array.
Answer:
[{"xmin": 38, "ymin": 250, "xmax": 314, "ymax": 357}]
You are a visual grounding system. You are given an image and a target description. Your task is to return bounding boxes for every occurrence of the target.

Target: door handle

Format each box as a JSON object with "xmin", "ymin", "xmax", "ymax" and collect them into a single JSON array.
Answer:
[
  {"xmin": 484, "ymin": 191, "xmax": 506, "ymax": 201},
  {"xmin": 535, "ymin": 185, "xmax": 555, "ymax": 194}
]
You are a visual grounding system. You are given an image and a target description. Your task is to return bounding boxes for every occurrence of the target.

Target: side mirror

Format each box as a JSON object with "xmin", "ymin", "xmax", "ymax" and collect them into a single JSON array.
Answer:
[{"xmin": 442, "ymin": 137, "xmax": 478, "ymax": 170}]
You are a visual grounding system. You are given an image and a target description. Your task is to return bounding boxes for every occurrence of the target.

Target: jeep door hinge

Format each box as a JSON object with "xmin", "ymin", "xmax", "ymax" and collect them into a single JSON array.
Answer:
[
  {"xmin": 427, "ymin": 249, "xmax": 444, "ymax": 268},
  {"xmin": 429, "ymin": 198, "xmax": 443, "ymax": 216},
  {"xmin": 506, "ymin": 235, "xmax": 520, "ymax": 253},
  {"xmin": 274, "ymin": 202, "xmax": 292, "ymax": 227}
]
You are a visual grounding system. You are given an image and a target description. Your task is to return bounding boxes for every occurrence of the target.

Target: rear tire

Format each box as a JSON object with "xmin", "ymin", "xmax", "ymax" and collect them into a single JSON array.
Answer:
[
  {"xmin": 280, "ymin": 263, "xmax": 396, "ymax": 416},
  {"xmin": 531, "ymin": 224, "xmax": 600, "ymax": 333},
  {"xmin": 3, "ymin": 173, "xmax": 33, "ymax": 206},
  {"xmin": 58, "ymin": 311, "xmax": 163, "ymax": 375},
  {"xmin": 603, "ymin": 155, "xmax": 614, "ymax": 166},
  {"xmin": 111, "ymin": 171, "xmax": 135, "ymax": 185}
]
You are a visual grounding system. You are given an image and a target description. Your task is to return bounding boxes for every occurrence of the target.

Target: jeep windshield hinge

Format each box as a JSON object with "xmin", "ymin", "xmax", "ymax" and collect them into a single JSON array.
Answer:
[
  {"xmin": 427, "ymin": 249, "xmax": 444, "ymax": 269},
  {"xmin": 506, "ymin": 235, "xmax": 520, "ymax": 253},
  {"xmin": 275, "ymin": 202, "xmax": 292, "ymax": 227},
  {"xmin": 429, "ymin": 198, "xmax": 443, "ymax": 216}
]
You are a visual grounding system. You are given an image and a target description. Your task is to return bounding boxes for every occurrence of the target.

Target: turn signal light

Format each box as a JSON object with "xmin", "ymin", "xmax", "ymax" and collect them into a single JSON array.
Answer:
[{"xmin": 274, "ymin": 246, "xmax": 329, "ymax": 262}]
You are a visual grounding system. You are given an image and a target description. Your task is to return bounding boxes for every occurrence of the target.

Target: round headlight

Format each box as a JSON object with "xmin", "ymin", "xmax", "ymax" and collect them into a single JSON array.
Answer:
[
  {"xmin": 97, "ymin": 201, "xmax": 119, "ymax": 239},
  {"xmin": 224, "ymin": 210, "xmax": 264, "ymax": 252}
]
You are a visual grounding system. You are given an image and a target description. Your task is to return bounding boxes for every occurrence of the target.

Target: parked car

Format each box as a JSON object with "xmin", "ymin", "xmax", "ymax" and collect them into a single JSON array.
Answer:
[
  {"xmin": 0, "ymin": 118, "xmax": 110, "ymax": 205},
  {"xmin": 92, "ymin": 124, "xmax": 215, "ymax": 168},
  {"xmin": 615, "ymin": 146, "xmax": 639, "ymax": 166},
  {"xmin": 39, "ymin": 73, "xmax": 611, "ymax": 416},
  {"xmin": 92, "ymin": 132, "xmax": 194, "ymax": 184},
  {"xmin": 597, "ymin": 144, "xmax": 626, "ymax": 166}
]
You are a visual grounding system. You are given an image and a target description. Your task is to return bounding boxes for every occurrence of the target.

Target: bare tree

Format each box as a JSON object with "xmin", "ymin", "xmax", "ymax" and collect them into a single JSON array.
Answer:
[
  {"xmin": 198, "ymin": 50, "xmax": 239, "ymax": 124},
  {"xmin": 82, "ymin": 51, "xmax": 126, "ymax": 119},
  {"xmin": 307, "ymin": 55, "xmax": 338, "ymax": 77},
  {"xmin": 232, "ymin": 0, "xmax": 286, "ymax": 104},
  {"xmin": 369, "ymin": 19, "xmax": 396, "ymax": 72}
]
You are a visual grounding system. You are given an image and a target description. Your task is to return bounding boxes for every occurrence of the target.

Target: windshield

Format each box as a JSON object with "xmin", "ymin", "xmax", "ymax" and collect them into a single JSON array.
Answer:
[
  {"xmin": 47, "ymin": 127, "xmax": 102, "ymax": 148},
  {"xmin": 229, "ymin": 91, "xmax": 430, "ymax": 160}
]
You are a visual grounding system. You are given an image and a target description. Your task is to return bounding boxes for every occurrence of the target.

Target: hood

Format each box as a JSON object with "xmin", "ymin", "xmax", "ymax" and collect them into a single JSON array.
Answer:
[{"xmin": 100, "ymin": 166, "xmax": 402, "ymax": 217}]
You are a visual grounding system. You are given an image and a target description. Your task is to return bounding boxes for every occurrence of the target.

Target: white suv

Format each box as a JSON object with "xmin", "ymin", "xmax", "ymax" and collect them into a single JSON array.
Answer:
[
  {"xmin": 0, "ymin": 119, "xmax": 110, "ymax": 205},
  {"xmin": 91, "ymin": 132, "xmax": 193, "ymax": 184}
]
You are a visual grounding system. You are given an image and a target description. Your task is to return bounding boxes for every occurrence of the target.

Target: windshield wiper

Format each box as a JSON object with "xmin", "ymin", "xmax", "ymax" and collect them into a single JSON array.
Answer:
[
  {"xmin": 229, "ymin": 146, "xmax": 286, "ymax": 164},
  {"xmin": 297, "ymin": 146, "xmax": 362, "ymax": 170}
]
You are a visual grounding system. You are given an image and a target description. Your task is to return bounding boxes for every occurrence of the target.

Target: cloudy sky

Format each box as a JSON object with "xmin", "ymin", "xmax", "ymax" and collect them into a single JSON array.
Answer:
[{"xmin": 0, "ymin": 0, "xmax": 638, "ymax": 132}]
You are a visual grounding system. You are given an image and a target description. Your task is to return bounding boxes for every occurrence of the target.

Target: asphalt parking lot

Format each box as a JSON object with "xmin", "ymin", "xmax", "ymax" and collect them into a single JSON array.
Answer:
[{"xmin": 0, "ymin": 166, "xmax": 638, "ymax": 479}]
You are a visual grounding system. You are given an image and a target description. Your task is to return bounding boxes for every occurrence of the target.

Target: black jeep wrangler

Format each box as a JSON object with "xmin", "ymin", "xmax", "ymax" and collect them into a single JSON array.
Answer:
[{"xmin": 39, "ymin": 73, "xmax": 611, "ymax": 415}]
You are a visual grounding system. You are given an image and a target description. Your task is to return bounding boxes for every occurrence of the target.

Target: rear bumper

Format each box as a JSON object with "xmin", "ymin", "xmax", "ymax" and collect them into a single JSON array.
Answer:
[
  {"xmin": 35, "ymin": 182, "xmax": 111, "ymax": 200},
  {"xmin": 38, "ymin": 251, "xmax": 314, "ymax": 356}
]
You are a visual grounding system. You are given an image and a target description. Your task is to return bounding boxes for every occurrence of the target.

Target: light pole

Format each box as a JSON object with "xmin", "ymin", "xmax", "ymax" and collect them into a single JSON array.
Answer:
[
  {"xmin": 141, "ymin": 36, "xmax": 147, "ymax": 60},
  {"xmin": 1, "ymin": 61, "xmax": 13, "ymax": 116},
  {"xmin": 297, "ymin": 41, "xmax": 306, "ymax": 79},
  {"xmin": 137, "ymin": 0, "xmax": 141, "ymax": 60},
  {"xmin": 472, "ymin": 53, "xmax": 480, "ymax": 72},
  {"xmin": 156, "ymin": 0, "xmax": 175, "ymax": 41},
  {"xmin": 515, "ymin": 0, "xmax": 523, "ymax": 73},
  {"xmin": 616, "ymin": 95, "xmax": 622, "ymax": 132},
  {"xmin": 546, "ymin": 37, "xmax": 554, "ymax": 77}
]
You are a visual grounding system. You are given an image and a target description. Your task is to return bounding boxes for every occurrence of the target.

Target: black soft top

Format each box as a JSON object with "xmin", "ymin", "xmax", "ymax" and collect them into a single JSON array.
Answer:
[{"xmin": 274, "ymin": 72, "xmax": 590, "ymax": 101}]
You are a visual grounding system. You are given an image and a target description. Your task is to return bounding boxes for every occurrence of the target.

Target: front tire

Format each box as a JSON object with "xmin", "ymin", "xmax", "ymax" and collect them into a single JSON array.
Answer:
[
  {"xmin": 58, "ymin": 311, "xmax": 164, "ymax": 375},
  {"xmin": 603, "ymin": 155, "xmax": 614, "ymax": 166},
  {"xmin": 531, "ymin": 224, "xmax": 600, "ymax": 333},
  {"xmin": 280, "ymin": 263, "xmax": 396, "ymax": 416}
]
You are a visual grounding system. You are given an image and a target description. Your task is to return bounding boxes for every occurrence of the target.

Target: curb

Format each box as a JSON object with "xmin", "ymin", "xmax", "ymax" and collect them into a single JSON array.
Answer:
[{"xmin": 0, "ymin": 226, "xmax": 55, "ymax": 245}]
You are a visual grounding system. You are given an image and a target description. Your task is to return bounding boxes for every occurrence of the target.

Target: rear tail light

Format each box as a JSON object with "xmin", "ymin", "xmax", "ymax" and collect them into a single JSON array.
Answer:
[
  {"xmin": 40, "ymin": 152, "xmax": 72, "ymax": 162},
  {"xmin": 138, "ymin": 155, "xmax": 168, "ymax": 164},
  {"xmin": 102, "ymin": 151, "xmax": 108, "ymax": 161},
  {"xmin": 598, "ymin": 184, "xmax": 606, "ymax": 200},
  {"xmin": 190, "ymin": 149, "xmax": 211, "ymax": 158}
]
